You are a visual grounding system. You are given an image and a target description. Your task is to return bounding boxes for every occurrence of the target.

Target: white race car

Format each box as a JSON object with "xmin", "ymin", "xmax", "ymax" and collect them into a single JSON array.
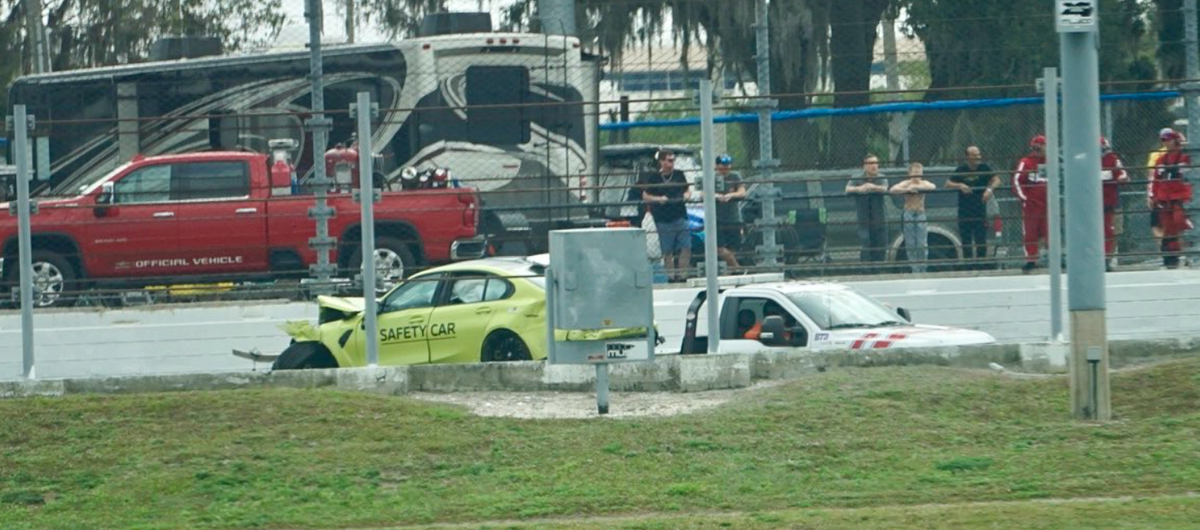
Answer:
[{"xmin": 678, "ymin": 275, "xmax": 996, "ymax": 354}]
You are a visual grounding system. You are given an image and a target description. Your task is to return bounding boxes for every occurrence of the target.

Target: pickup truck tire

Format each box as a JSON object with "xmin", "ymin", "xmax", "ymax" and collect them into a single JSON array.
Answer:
[
  {"xmin": 481, "ymin": 330, "xmax": 531, "ymax": 362},
  {"xmin": 1, "ymin": 250, "xmax": 77, "ymax": 308},
  {"xmin": 272, "ymin": 341, "xmax": 339, "ymax": 370},
  {"xmin": 348, "ymin": 237, "xmax": 415, "ymax": 293}
]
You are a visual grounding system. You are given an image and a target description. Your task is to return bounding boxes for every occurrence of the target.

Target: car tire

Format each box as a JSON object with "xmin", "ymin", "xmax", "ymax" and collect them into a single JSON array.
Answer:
[
  {"xmin": 348, "ymin": 237, "xmax": 416, "ymax": 294},
  {"xmin": 1, "ymin": 249, "xmax": 78, "ymax": 308},
  {"xmin": 481, "ymin": 330, "xmax": 531, "ymax": 362},
  {"xmin": 272, "ymin": 341, "xmax": 339, "ymax": 370}
]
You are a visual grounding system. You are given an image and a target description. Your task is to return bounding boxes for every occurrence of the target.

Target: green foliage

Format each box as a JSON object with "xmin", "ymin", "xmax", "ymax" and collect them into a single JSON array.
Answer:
[{"xmin": 0, "ymin": 0, "xmax": 287, "ymax": 110}]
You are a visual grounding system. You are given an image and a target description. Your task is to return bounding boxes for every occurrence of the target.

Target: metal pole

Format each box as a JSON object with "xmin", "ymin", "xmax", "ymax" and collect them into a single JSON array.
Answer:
[
  {"xmin": 700, "ymin": 80, "xmax": 721, "ymax": 354},
  {"xmin": 1182, "ymin": 0, "xmax": 1200, "ymax": 265},
  {"xmin": 345, "ymin": 0, "xmax": 356, "ymax": 44},
  {"xmin": 883, "ymin": 13, "xmax": 904, "ymax": 164},
  {"xmin": 595, "ymin": 363, "xmax": 609, "ymax": 415},
  {"xmin": 307, "ymin": 0, "xmax": 337, "ymax": 291},
  {"xmin": 25, "ymin": 0, "xmax": 50, "ymax": 74},
  {"xmin": 1045, "ymin": 67, "xmax": 1064, "ymax": 342},
  {"xmin": 13, "ymin": 106, "xmax": 35, "ymax": 379},
  {"xmin": 356, "ymin": 92, "xmax": 379, "ymax": 366},
  {"xmin": 1060, "ymin": 14, "xmax": 1110, "ymax": 421},
  {"xmin": 754, "ymin": 0, "xmax": 781, "ymax": 268}
]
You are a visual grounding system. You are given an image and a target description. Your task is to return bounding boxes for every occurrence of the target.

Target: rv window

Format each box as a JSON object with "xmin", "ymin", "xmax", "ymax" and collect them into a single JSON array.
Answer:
[
  {"xmin": 466, "ymin": 66, "xmax": 530, "ymax": 145},
  {"xmin": 172, "ymin": 161, "xmax": 250, "ymax": 200}
]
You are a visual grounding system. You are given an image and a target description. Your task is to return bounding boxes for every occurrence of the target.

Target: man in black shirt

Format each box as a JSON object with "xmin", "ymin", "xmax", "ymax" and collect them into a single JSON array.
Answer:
[
  {"xmin": 640, "ymin": 149, "xmax": 692, "ymax": 281},
  {"xmin": 845, "ymin": 154, "xmax": 889, "ymax": 264},
  {"xmin": 947, "ymin": 146, "xmax": 1000, "ymax": 267}
]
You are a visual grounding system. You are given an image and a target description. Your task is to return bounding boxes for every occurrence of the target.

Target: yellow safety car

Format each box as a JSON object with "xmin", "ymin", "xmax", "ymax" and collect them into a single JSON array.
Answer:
[{"xmin": 272, "ymin": 255, "xmax": 654, "ymax": 369}]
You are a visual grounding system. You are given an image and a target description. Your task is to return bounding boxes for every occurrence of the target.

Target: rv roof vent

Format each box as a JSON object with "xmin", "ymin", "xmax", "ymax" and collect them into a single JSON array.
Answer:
[{"xmin": 419, "ymin": 12, "xmax": 493, "ymax": 37}]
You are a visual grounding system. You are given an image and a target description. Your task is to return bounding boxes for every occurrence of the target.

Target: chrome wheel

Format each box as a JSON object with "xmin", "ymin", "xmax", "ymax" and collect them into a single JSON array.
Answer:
[
  {"xmin": 31, "ymin": 260, "xmax": 66, "ymax": 307},
  {"xmin": 372, "ymin": 248, "xmax": 406, "ymax": 292}
]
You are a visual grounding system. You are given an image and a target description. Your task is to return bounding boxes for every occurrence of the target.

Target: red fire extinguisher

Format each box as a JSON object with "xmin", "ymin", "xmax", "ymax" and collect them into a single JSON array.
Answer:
[{"xmin": 325, "ymin": 143, "xmax": 359, "ymax": 190}]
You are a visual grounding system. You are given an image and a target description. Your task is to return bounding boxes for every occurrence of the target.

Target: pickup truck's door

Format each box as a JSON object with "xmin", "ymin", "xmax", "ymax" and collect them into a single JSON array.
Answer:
[
  {"xmin": 86, "ymin": 163, "xmax": 181, "ymax": 278},
  {"xmin": 169, "ymin": 161, "xmax": 268, "ymax": 274}
]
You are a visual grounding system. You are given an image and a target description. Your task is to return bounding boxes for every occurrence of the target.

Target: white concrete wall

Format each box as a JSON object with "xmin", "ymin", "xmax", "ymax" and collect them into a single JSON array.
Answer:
[
  {"xmin": 0, "ymin": 301, "xmax": 315, "ymax": 380},
  {"xmin": 3, "ymin": 270, "xmax": 1198, "ymax": 381}
]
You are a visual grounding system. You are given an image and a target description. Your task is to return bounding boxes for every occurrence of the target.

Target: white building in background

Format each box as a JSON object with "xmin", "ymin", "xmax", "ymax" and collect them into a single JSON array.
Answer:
[{"xmin": 598, "ymin": 21, "xmax": 927, "ymax": 125}]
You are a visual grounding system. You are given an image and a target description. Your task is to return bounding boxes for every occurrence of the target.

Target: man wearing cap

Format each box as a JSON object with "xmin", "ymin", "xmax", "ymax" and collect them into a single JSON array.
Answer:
[
  {"xmin": 1013, "ymin": 135, "xmax": 1049, "ymax": 273},
  {"xmin": 1101, "ymin": 137, "xmax": 1129, "ymax": 271},
  {"xmin": 1150, "ymin": 129, "xmax": 1193, "ymax": 269},
  {"xmin": 1145, "ymin": 128, "xmax": 1176, "ymax": 255},
  {"xmin": 640, "ymin": 148, "xmax": 693, "ymax": 281},
  {"xmin": 713, "ymin": 154, "xmax": 748, "ymax": 271}
]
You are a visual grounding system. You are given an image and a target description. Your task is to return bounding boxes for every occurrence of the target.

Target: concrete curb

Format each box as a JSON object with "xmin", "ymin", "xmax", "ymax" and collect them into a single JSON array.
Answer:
[{"xmin": 1, "ymin": 339, "xmax": 1196, "ymax": 400}]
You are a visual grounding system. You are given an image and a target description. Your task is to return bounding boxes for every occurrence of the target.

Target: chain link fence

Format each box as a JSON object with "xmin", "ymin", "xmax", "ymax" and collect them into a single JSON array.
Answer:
[{"xmin": 0, "ymin": 33, "xmax": 1195, "ymax": 314}]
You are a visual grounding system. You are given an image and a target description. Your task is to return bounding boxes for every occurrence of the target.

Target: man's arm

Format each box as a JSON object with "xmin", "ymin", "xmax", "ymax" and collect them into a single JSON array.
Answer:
[
  {"xmin": 947, "ymin": 171, "xmax": 971, "ymax": 192},
  {"xmin": 889, "ymin": 180, "xmax": 910, "ymax": 194},
  {"xmin": 845, "ymin": 178, "xmax": 862, "ymax": 194},
  {"xmin": 726, "ymin": 175, "xmax": 748, "ymax": 199},
  {"xmin": 1012, "ymin": 161, "xmax": 1028, "ymax": 203},
  {"xmin": 916, "ymin": 180, "xmax": 937, "ymax": 191},
  {"xmin": 983, "ymin": 172, "xmax": 1001, "ymax": 201}
]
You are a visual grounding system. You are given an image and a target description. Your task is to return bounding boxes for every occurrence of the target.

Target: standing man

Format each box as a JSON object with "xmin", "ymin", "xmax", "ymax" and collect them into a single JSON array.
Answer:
[
  {"xmin": 1150, "ymin": 129, "xmax": 1194, "ymax": 269},
  {"xmin": 713, "ymin": 154, "xmax": 748, "ymax": 271},
  {"xmin": 641, "ymin": 148, "xmax": 692, "ymax": 281},
  {"xmin": 947, "ymin": 146, "xmax": 1000, "ymax": 268},
  {"xmin": 1100, "ymin": 136, "xmax": 1129, "ymax": 271},
  {"xmin": 890, "ymin": 163, "xmax": 937, "ymax": 273},
  {"xmin": 845, "ymin": 154, "xmax": 889, "ymax": 267},
  {"xmin": 1013, "ymin": 135, "xmax": 1049, "ymax": 274},
  {"xmin": 1145, "ymin": 128, "xmax": 1176, "ymax": 261}
]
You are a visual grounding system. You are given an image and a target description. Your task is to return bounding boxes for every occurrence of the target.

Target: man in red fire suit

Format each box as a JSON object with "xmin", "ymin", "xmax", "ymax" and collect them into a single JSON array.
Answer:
[
  {"xmin": 1101, "ymin": 136, "xmax": 1128, "ymax": 270},
  {"xmin": 1013, "ymin": 135, "xmax": 1048, "ymax": 273},
  {"xmin": 1150, "ymin": 129, "xmax": 1194, "ymax": 269}
]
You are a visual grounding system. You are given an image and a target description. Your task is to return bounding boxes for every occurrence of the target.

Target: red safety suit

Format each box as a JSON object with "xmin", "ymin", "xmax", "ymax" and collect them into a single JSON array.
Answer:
[
  {"xmin": 1101, "ymin": 151, "xmax": 1128, "ymax": 256},
  {"xmin": 1012, "ymin": 153, "xmax": 1048, "ymax": 263}
]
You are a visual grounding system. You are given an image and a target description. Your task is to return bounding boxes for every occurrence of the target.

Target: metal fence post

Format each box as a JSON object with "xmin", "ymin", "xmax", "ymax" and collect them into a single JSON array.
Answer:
[
  {"xmin": 354, "ymin": 92, "xmax": 380, "ymax": 367},
  {"xmin": 1182, "ymin": 0, "xmax": 1200, "ymax": 265},
  {"xmin": 700, "ymin": 80, "xmax": 721, "ymax": 354},
  {"xmin": 12, "ymin": 106, "xmax": 36, "ymax": 379},
  {"xmin": 306, "ymin": 0, "xmax": 337, "ymax": 292},
  {"xmin": 753, "ymin": 0, "xmax": 781, "ymax": 268},
  {"xmin": 1044, "ymin": 68, "xmax": 1064, "ymax": 342}
]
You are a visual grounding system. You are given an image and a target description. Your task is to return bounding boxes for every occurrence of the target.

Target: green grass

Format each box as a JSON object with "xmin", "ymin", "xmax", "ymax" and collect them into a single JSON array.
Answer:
[{"xmin": 1, "ymin": 359, "xmax": 1198, "ymax": 530}]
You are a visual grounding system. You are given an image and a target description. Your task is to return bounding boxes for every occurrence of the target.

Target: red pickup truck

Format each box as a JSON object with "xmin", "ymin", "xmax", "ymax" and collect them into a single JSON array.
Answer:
[{"xmin": 0, "ymin": 151, "xmax": 485, "ymax": 307}]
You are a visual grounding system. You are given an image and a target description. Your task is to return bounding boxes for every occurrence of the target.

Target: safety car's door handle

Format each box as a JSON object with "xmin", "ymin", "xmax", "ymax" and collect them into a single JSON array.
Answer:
[
  {"xmin": 475, "ymin": 307, "xmax": 493, "ymax": 315},
  {"xmin": 153, "ymin": 211, "xmax": 175, "ymax": 218},
  {"xmin": 235, "ymin": 207, "xmax": 258, "ymax": 214}
]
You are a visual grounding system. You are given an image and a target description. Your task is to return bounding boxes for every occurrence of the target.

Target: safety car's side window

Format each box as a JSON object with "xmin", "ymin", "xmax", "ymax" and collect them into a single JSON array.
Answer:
[
  {"xmin": 381, "ymin": 276, "xmax": 441, "ymax": 313},
  {"xmin": 444, "ymin": 272, "xmax": 514, "ymax": 305}
]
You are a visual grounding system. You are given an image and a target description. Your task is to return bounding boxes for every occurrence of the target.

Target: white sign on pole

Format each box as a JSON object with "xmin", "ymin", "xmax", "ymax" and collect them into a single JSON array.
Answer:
[{"xmin": 1056, "ymin": 1, "xmax": 1097, "ymax": 33}]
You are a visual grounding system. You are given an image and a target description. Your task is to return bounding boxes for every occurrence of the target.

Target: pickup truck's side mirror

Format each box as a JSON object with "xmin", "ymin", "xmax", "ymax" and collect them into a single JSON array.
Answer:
[
  {"xmin": 95, "ymin": 182, "xmax": 115, "ymax": 217},
  {"xmin": 897, "ymin": 307, "xmax": 912, "ymax": 322},
  {"xmin": 760, "ymin": 316, "xmax": 788, "ymax": 347}
]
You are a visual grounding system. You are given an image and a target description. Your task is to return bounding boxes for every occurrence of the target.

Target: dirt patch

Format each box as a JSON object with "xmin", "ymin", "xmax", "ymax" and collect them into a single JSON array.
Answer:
[{"xmin": 407, "ymin": 380, "xmax": 791, "ymax": 419}]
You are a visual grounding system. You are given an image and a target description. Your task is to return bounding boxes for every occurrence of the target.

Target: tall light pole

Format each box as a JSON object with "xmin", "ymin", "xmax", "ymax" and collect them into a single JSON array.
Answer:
[{"xmin": 1056, "ymin": 0, "xmax": 1110, "ymax": 420}]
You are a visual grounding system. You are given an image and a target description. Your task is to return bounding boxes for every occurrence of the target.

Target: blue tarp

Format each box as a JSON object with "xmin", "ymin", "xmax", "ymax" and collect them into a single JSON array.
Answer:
[{"xmin": 600, "ymin": 91, "xmax": 1182, "ymax": 131}]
